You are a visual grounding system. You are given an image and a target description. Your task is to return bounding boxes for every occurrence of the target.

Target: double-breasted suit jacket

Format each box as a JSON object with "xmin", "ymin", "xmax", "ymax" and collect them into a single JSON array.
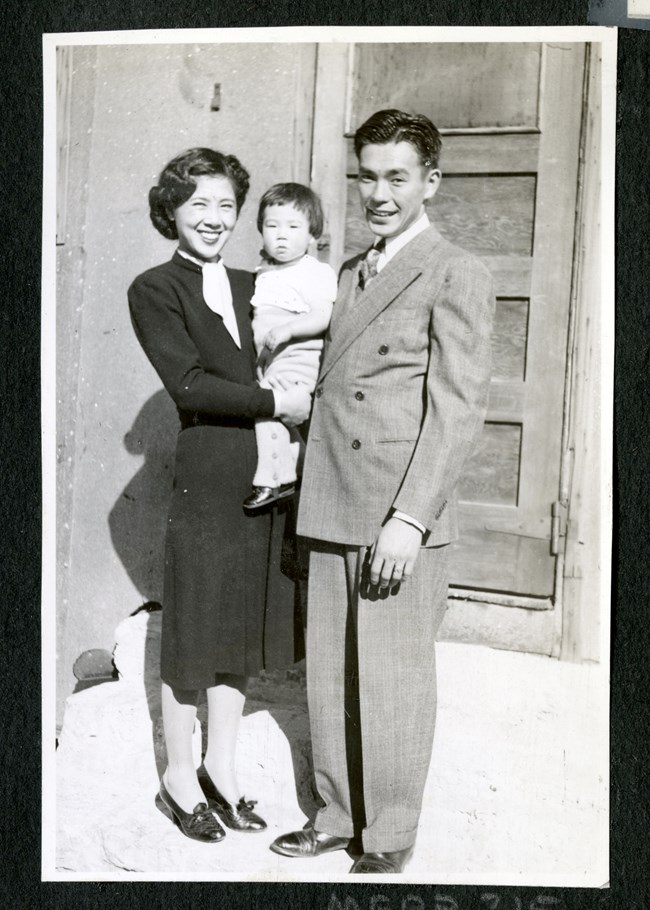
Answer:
[{"xmin": 298, "ymin": 224, "xmax": 495, "ymax": 548}]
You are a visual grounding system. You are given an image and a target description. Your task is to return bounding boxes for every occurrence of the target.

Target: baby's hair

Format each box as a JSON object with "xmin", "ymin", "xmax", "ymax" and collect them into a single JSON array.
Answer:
[
  {"xmin": 257, "ymin": 183, "xmax": 324, "ymax": 240},
  {"xmin": 354, "ymin": 109, "xmax": 442, "ymax": 170},
  {"xmin": 148, "ymin": 147, "xmax": 250, "ymax": 240}
]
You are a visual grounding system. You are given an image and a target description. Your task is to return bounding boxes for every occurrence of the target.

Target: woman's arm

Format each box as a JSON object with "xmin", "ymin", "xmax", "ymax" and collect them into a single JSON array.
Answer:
[{"xmin": 128, "ymin": 272, "xmax": 275, "ymax": 419}]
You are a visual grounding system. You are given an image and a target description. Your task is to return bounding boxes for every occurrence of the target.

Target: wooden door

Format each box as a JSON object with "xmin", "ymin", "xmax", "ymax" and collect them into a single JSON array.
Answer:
[{"xmin": 311, "ymin": 43, "xmax": 585, "ymax": 618}]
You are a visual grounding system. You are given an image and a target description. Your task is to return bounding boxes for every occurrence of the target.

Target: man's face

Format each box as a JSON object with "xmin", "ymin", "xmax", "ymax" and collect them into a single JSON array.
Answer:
[{"xmin": 357, "ymin": 140, "xmax": 441, "ymax": 240}]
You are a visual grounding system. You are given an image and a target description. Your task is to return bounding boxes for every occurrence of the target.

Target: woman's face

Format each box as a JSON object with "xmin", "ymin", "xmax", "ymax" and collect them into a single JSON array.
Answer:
[{"xmin": 173, "ymin": 174, "xmax": 238, "ymax": 262}]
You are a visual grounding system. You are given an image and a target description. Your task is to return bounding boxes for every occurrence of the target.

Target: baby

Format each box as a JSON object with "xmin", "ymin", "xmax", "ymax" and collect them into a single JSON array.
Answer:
[{"xmin": 244, "ymin": 183, "xmax": 337, "ymax": 511}]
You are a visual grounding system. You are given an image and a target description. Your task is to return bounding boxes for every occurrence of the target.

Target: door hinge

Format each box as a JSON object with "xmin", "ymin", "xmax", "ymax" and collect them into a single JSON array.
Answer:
[{"xmin": 550, "ymin": 500, "xmax": 568, "ymax": 555}]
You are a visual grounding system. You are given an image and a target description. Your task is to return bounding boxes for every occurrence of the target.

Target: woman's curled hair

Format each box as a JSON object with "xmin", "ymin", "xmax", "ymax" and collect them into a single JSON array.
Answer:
[{"xmin": 148, "ymin": 147, "xmax": 250, "ymax": 240}]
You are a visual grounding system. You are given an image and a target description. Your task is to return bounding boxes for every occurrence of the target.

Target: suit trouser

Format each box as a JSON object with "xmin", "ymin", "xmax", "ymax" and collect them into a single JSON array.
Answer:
[{"xmin": 306, "ymin": 541, "xmax": 449, "ymax": 852}]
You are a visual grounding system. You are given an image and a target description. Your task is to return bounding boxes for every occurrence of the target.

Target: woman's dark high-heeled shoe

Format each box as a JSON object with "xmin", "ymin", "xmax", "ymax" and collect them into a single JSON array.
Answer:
[
  {"xmin": 197, "ymin": 764, "xmax": 267, "ymax": 832},
  {"xmin": 157, "ymin": 779, "xmax": 226, "ymax": 843}
]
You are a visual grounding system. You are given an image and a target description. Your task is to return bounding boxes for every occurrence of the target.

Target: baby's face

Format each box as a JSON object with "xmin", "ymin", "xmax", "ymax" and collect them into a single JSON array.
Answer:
[{"xmin": 261, "ymin": 203, "xmax": 313, "ymax": 265}]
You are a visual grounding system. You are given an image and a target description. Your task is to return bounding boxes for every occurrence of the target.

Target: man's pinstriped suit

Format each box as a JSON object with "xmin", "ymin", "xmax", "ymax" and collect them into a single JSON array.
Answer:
[{"xmin": 297, "ymin": 223, "xmax": 495, "ymax": 852}]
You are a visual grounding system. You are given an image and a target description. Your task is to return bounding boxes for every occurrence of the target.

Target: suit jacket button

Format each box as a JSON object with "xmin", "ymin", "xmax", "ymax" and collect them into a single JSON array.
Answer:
[
  {"xmin": 315, "ymin": 387, "xmax": 323, "ymax": 398},
  {"xmin": 355, "ymin": 391, "xmax": 364, "ymax": 401},
  {"xmin": 378, "ymin": 344, "xmax": 389, "ymax": 355},
  {"xmin": 351, "ymin": 439, "xmax": 361, "ymax": 450}
]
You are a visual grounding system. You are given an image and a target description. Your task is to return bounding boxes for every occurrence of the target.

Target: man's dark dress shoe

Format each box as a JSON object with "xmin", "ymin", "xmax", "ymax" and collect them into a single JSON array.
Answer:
[
  {"xmin": 270, "ymin": 826, "xmax": 351, "ymax": 857},
  {"xmin": 349, "ymin": 845, "xmax": 414, "ymax": 873},
  {"xmin": 243, "ymin": 483, "xmax": 295, "ymax": 512},
  {"xmin": 157, "ymin": 779, "xmax": 225, "ymax": 843},
  {"xmin": 197, "ymin": 765, "xmax": 267, "ymax": 832}
]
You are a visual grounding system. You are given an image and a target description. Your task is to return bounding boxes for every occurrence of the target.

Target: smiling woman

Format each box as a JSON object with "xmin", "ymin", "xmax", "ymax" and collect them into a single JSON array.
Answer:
[{"xmin": 127, "ymin": 146, "xmax": 310, "ymax": 843}]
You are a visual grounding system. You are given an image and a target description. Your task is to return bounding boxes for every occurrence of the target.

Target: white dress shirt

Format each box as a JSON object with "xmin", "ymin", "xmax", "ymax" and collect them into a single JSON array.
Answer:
[{"xmin": 375, "ymin": 210, "xmax": 431, "ymax": 273}]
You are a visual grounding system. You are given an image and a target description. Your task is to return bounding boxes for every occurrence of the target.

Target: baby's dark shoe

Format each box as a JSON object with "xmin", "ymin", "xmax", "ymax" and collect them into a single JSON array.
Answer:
[
  {"xmin": 276, "ymin": 482, "xmax": 296, "ymax": 501},
  {"xmin": 243, "ymin": 483, "xmax": 295, "ymax": 512},
  {"xmin": 244, "ymin": 486, "xmax": 276, "ymax": 511}
]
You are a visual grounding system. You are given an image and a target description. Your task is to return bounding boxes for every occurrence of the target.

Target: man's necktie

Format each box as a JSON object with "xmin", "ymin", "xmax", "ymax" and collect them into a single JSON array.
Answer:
[
  {"xmin": 202, "ymin": 259, "xmax": 241, "ymax": 349},
  {"xmin": 359, "ymin": 241, "xmax": 385, "ymax": 290}
]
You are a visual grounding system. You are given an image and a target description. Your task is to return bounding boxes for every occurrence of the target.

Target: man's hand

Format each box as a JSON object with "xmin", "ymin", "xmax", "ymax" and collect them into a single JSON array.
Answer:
[
  {"xmin": 276, "ymin": 384, "xmax": 311, "ymax": 427},
  {"xmin": 369, "ymin": 517, "xmax": 423, "ymax": 591}
]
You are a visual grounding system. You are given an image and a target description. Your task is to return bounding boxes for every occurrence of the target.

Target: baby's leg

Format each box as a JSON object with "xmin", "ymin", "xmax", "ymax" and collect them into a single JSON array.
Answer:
[
  {"xmin": 253, "ymin": 419, "xmax": 297, "ymax": 487},
  {"xmin": 255, "ymin": 362, "xmax": 309, "ymax": 487}
]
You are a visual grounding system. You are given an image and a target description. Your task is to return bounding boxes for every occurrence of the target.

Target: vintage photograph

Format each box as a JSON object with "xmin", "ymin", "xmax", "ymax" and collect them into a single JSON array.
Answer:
[{"xmin": 43, "ymin": 27, "xmax": 614, "ymax": 884}]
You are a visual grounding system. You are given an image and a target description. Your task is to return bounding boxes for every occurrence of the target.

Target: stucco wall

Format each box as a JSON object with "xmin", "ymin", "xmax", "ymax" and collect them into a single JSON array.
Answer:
[{"xmin": 56, "ymin": 43, "xmax": 316, "ymax": 722}]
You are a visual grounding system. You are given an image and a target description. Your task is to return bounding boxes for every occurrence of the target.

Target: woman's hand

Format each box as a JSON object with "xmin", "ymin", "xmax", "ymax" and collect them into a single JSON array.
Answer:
[{"xmin": 276, "ymin": 385, "xmax": 311, "ymax": 427}]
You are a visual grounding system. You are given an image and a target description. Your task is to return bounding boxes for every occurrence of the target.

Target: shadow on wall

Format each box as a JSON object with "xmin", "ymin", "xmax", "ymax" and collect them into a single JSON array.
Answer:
[
  {"xmin": 106, "ymin": 390, "xmax": 176, "ymax": 772},
  {"xmin": 109, "ymin": 389, "xmax": 179, "ymax": 606},
  {"xmin": 69, "ymin": 388, "xmax": 176, "ymax": 706}
]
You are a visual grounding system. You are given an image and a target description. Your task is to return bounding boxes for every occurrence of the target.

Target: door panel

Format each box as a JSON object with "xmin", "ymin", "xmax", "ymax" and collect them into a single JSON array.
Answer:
[
  {"xmin": 351, "ymin": 43, "xmax": 542, "ymax": 129},
  {"xmin": 458, "ymin": 423, "xmax": 522, "ymax": 506},
  {"xmin": 491, "ymin": 299, "xmax": 529, "ymax": 381}
]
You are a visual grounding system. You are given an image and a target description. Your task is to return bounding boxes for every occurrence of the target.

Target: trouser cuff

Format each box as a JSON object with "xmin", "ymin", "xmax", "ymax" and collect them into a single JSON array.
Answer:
[{"xmin": 362, "ymin": 825, "xmax": 418, "ymax": 853}]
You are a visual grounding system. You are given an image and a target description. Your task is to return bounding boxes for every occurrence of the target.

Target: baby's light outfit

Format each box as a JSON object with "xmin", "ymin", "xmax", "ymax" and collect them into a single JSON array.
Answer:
[{"xmin": 251, "ymin": 253, "xmax": 337, "ymax": 488}]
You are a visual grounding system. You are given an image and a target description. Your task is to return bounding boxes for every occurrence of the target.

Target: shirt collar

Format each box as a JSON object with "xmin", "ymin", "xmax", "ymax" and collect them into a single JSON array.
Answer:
[{"xmin": 381, "ymin": 211, "xmax": 431, "ymax": 264}]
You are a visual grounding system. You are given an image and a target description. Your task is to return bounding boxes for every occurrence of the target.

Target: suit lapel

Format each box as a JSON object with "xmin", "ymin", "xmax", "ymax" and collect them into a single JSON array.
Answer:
[{"xmin": 320, "ymin": 225, "xmax": 444, "ymax": 380}]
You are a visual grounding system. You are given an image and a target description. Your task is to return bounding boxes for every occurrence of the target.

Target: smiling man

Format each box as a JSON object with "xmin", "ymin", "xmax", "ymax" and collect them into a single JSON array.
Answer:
[{"xmin": 271, "ymin": 109, "xmax": 495, "ymax": 874}]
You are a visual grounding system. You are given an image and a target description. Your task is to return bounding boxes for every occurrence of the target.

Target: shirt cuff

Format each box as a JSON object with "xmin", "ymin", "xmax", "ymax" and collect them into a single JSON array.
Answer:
[
  {"xmin": 392, "ymin": 510, "xmax": 427, "ymax": 535},
  {"xmin": 272, "ymin": 389, "xmax": 283, "ymax": 418}
]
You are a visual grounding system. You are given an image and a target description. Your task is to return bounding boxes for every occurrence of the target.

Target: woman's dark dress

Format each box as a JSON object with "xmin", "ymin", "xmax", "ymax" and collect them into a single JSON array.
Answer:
[{"xmin": 128, "ymin": 251, "xmax": 301, "ymax": 689}]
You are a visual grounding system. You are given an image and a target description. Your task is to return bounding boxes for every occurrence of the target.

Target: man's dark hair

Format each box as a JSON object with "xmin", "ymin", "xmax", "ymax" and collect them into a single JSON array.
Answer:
[
  {"xmin": 257, "ymin": 182, "xmax": 325, "ymax": 239},
  {"xmin": 354, "ymin": 109, "xmax": 442, "ymax": 170}
]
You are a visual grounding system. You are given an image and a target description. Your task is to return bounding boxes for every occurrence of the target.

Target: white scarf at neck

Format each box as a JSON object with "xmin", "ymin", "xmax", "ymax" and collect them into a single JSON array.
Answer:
[{"xmin": 178, "ymin": 249, "xmax": 241, "ymax": 349}]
